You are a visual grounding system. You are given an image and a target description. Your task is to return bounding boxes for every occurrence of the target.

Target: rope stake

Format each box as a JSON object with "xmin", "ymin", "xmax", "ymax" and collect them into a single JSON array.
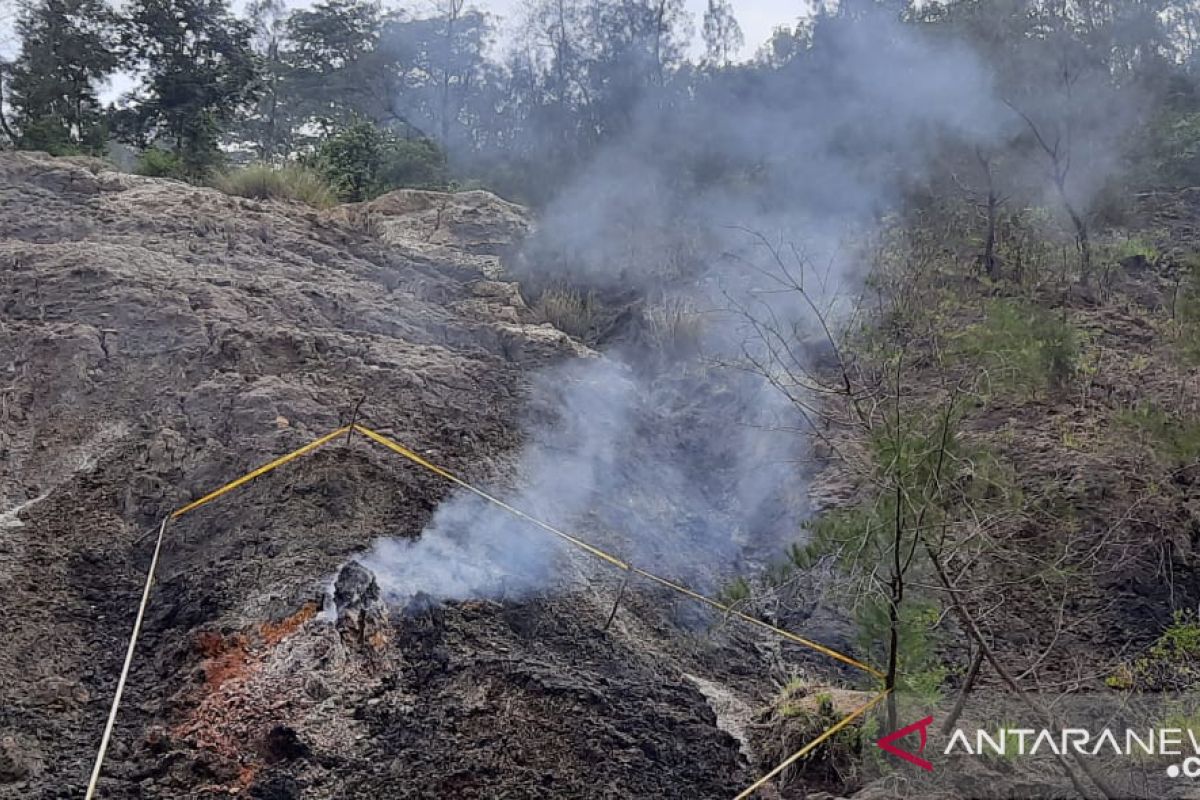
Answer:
[{"xmin": 87, "ymin": 427, "xmax": 351, "ymax": 794}]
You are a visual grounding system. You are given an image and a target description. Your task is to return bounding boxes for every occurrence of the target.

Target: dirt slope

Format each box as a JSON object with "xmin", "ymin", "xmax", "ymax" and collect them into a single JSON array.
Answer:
[{"xmin": 0, "ymin": 153, "xmax": 761, "ymax": 798}]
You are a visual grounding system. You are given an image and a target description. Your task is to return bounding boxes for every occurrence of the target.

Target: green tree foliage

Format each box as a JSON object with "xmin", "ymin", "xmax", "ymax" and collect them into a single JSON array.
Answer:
[
  {"xmin": 378, "ymin": 3, "xmax": 494, "ymax": 147},
  {"xmin": 701, "ymin": 0, "xmax": 743, "ymax": 68},
  {"xmin": 10, "ymin": 0, "xmax": 1200, "ymax": 209},
  {"xmin": 279, "ymin": 0, "xmax": 385, "ymax": 136},
  {"xmin": 119, "ymin": 0, "xmax": 260, "ymax": 176},
  {"xmin": 308, "ymin": 121, "xmax": 446, "ymax": 201},
  {"xmin": 134, "ymin": 146, "xmax": 187, "ymax": 178},
  {"xmin": 7, "ymin": 0, "xmax": 116, "ymax": 154},
  {"xmin": 241, "ymin": 0, "xmax": 291, "ymax": 159}
]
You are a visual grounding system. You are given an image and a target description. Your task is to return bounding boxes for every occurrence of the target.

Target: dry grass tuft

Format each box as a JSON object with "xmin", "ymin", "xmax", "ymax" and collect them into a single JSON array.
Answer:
[
  {"xmin": 534, "ymin": 286, "xmax": 599, "ymax": 339},
  {"xmin": 643, "ymin": 297, "xmax": 705, "ymax": 354},
  {"xmin": 212, "ymin": 163, "xmax": 337, "ymax": 209}
]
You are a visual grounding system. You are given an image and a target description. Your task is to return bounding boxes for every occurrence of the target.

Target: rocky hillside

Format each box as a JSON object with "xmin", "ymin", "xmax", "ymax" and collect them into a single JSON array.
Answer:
[{"xmin": 0, "ymin": 153, "xmax": 781, "ymax": 798}]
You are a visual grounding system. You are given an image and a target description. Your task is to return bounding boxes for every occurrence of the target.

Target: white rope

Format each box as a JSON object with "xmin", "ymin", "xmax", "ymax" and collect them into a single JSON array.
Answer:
[{"xmin": 85, "ymin": 516, "xmax": 170, "ymax": 800}]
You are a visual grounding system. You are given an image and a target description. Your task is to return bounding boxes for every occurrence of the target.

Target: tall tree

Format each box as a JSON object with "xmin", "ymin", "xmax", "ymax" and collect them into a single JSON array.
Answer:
[
  {"xmin": 8, "ymin": 0, "xmax": 116, "ymax": 154},
  {"xmin": 0, "ymin": 62, "xmax": 18, "ymax": 148},
  {"xmin": 584, "ymin": 0, "xmax": 689, "ymax": 129},
  {"xmin": 281, "ymin": 0, "xmax": 385, "ymax": 135},
  {"xmin": 701, "ymin": 0, "xmax": 743, "ymax": 67},
  {"xmin": 241, "ymin": 0, "xmax": 289, "ymax": 159},
  {"xmin": 120, "ymin": 0, "xmax": 260, "ymax": 174},
  {"xmin": 380, "ymin": 5, "xmax": 492, "ymax": 148}
]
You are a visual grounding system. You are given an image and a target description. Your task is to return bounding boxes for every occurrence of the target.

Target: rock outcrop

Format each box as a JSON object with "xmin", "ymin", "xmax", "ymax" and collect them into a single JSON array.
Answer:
[{"xmin": 0, "ymin": 153, "xmax": 751, "ymax": 800}]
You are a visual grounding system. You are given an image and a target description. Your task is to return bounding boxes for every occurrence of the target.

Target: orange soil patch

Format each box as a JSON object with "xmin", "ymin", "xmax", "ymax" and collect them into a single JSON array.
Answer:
[
  {"xmin": 260, "ymin": 601, "xmax": 319, "ymax": 645},
  {"xmin": 194, "ymin": 632, "xmax": 250, "ymax": 689},
  {"xmin": 238, "ymin": 764, "xmax": 259, "ymax": 788},
  {"xmin": 174, "ymin": 602, "xmax": 321, "ymax": 779}
]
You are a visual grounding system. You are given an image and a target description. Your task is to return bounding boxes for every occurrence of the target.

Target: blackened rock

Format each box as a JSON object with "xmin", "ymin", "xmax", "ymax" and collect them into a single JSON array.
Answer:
[
  {"xmin": 263, "ymin": 725, "xmax": 310, "ymax": 764},
  {"xmin": 333, "ymin": 560, "xmax": 386, "ymax": 647},
  {"xmin": 0, "ymin": 735, "xmax": 41, "ymax": 782},
  {"xmin": 402, "ymin": 590, "xmax": 437, "ymax": 617},
  {"xmin": 333, "ymin": 560, "xmax": 380, "ymax": 615},
  {"xmin": 249, "ymin": 774, "xmax": 302, "ymax": 800}
]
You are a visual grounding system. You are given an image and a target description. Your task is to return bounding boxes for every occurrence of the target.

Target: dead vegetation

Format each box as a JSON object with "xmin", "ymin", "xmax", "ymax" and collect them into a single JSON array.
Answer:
[
  {"xmin": 533, "ymin": 285, "xmax": 601, "ymax": 339},
  {"xmin": 715, "ymin": 191, "xmax": 1200, "ymax": 797}
]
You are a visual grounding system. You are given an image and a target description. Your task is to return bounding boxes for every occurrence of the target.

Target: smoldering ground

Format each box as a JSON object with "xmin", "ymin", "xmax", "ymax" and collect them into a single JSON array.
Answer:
[{"xmin": 354, "ymin": 4, "xmax": 1141, "ymax": 608}]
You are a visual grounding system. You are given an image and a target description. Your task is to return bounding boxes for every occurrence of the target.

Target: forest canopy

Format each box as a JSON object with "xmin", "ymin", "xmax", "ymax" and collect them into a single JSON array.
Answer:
[{"xmin": 1, "ymin": 0, "xmax": 1199, "ymax": 209}]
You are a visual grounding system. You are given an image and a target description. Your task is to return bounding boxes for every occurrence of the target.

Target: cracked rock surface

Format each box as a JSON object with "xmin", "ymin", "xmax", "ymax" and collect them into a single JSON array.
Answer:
[{"xmin": 0, "ymin": 153, "xmax": 769, "ymax": 799}]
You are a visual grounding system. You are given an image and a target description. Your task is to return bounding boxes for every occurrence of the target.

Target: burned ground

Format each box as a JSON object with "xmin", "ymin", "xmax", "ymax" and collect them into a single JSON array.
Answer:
[
  {"xmin": 0, "ymin": 153, "xmax": 828, "ymax": 799},
  {"xmin": 10, "ymin": 148, "xmax": 1200, "ymax": 800}
]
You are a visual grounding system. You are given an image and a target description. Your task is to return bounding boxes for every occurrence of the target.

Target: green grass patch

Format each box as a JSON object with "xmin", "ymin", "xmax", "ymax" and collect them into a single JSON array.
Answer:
[
  {"xmin": 951, "ymin": 299, "xmax": 1078, "ymax": 397},
  {"xmin": 1117, "ymin": 405, "xmax": 1200, "ymax": 465},
  {"xmin": 717, "ymin": 575, "xmax": 751, "ymax": 606},
  {"xmin": 1111, "ymin": 235, "xmax": 1160, "ymax": 263},
  {"xmin": 1112, "ymin": 611, "xmax": 1200, "ymax": 691}
]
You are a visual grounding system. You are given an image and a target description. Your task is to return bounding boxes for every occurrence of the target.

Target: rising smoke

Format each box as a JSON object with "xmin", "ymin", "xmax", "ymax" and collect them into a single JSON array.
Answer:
[{"xmin": 355, "ymin": 5, "xmax": 1124, "ymax": 608}]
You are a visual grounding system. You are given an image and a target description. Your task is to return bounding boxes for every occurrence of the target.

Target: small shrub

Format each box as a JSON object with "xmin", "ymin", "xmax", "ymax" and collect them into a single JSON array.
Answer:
[
  {"xmin": 759, "ymin": 682, "xmax": 874, "ymax": 792},
  {"xmin": 212, "ymin": 163, "xmax": 337, "ymax": 208},
  {"xmin": 1143, "ymin": 109, "xmax": 1200, "ymax": 188},
  {"xmin": 953, "ymin": 300, "xmax": 1078, "ymax": 396},
  {"xmin": 1105, "ymin": 664, "xmax": 1134, "ymax": 690},
  {"xmin": 1149, "ymin": 611, "xmax": 1200, "ymax": 662},
  {"xmin": 1117, "ymin": 611, "xmax": 1200, "ymax": 691},
  {"xmin": 718, "ymin": 575, "xmax": 751, "ymax": 606},
  {"xmin": 377, "ymin": 137, "xmax": 448, "ymax": 191},
  {"xmin": 136, "ymin": 148, "xmax": 189, "ymax": 180},
  {"xmin": 308, "ymin": 121, "xmax": 448, "ymax": 202},
  {"xmin": 534, "ymin": 286, "xmax": 599, "ymax": 339},
  {"xmin": 1117, "ymin": 405, "xmax": 1200, "ymax": 465}
]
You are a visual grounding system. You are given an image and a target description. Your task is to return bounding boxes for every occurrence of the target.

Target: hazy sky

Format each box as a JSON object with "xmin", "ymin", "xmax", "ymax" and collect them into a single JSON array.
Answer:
[
  {"xmin": 0, "ymin": 0, "xmax": 803, "ymax": 63},
  {"xmin": 485, "ymin": 0, "xmax": 803, "ymax": 59}
]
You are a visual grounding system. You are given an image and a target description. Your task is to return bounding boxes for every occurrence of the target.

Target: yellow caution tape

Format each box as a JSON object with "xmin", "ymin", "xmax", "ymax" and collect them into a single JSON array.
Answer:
[
  {"xmin": 631, "ymin": 568, "xmax": 883, "ymax": 678},
  {"xmin": 352, "ymin": 424, "xmax": 882, "ymax": 678},
  {"xmin": 733, "ymin": 689, "xmax": 889, "ymax": 800},
  {"xmin": 352, "ymin": 422, "xmax": 889, "ymax": 798},
  {"xmin": 90, "ymin": 421, "xmax": 886, "ymax": 800},
  {"xmin": 352, "ymin": 425, "xmax": 630, "ymax": 570},
  {"xmin": 84, "ymin": 517, "xmax": 171, "ymax": 800},
  {"xmin": 171, "ymin": 426, "xmax": 351, "ymax": 518},
  {"xmin": 88, "ymin": 427, "xmax": 353, "ymax": 795}
]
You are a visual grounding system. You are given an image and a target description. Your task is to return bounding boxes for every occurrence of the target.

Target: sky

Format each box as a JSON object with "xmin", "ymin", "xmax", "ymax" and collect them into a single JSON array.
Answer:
[
  {"xmin": 0, "ymin": 0, "xmax": 804, "ymax": 64},
  {"xmin": 485, "ymin": 0, "xmax": 802, "ymax": 59}
]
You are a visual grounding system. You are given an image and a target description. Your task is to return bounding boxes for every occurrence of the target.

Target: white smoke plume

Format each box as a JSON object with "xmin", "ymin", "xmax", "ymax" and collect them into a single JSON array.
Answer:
[{"xmin": 355, "ymin": 5, "xmax": 1131, "ymax": 608}]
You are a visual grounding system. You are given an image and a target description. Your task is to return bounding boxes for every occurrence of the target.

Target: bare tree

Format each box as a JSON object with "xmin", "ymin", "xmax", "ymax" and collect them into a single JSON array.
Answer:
[
  {"xmin": 728, "ymin": 225, "xmax": 1140, "ymax": 797},
  {"xmin": 435, "ymin": 0, "xmax": 466, "ymax": 144},
  {"xmin": 1007, "ymin": 87, "xmax": 1094, "ymax": 283},
  {"xmin": 973, "ymin": 146, "xmax": 1005, "ymax": 279},
  {"xmin": 0, "ymin": 59, "xmax": 16, "ymax": 147}
]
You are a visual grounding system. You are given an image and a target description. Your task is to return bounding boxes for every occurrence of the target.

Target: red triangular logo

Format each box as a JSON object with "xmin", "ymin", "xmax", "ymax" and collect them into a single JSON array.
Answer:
[{"xmin": 876, "ymin": 715, "xmax": 934, "ymax": 771}]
